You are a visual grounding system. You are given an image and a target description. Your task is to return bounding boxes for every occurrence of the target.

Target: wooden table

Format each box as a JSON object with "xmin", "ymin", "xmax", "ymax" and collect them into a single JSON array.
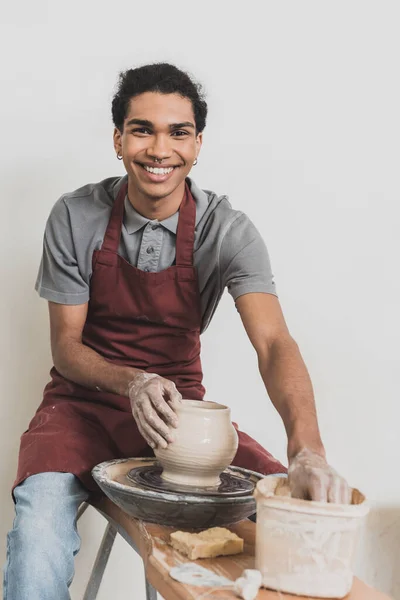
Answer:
[{"xmin": 92, "ymin": 497, "xmax": 392, "ymax": 600}]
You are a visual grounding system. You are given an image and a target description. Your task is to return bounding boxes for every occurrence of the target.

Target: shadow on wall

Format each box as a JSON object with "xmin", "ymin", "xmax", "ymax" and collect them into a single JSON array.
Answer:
[
  {"xmin": 1, "ymin": 165, "xmax": 67, "ymax": 494},
  {"xmin": 355, "ymin": 505, "xmax": 400, "ymax": 599},
  {"xmin": 0, "ymin": 256, "xmax": 52, "ymax": 587},
  {"xmin": 2, "ymin": 260, "xmax": 51, "ymax": 477}
]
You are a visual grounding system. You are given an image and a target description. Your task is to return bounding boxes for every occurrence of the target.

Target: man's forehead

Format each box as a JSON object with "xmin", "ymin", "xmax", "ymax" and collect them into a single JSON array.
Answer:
[{"xmin": 125, "ymin": 92, "xmax": 195, "ymax": 125}]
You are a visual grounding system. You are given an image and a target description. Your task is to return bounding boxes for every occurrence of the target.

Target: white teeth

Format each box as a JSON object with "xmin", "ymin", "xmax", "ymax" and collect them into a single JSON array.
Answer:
[{"xmin": 144, "ymin": 166, "xmax": 174, "ymax": 175}]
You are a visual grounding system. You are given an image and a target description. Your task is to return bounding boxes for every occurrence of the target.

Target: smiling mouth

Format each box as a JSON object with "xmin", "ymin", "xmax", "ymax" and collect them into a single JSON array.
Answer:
[{"xmin": 138, "ymin": 163, "xmax": 180, "ymax": 175}]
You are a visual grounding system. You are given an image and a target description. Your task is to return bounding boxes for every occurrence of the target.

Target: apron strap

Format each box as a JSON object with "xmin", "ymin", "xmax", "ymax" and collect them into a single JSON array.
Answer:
[
  {"xmin": 175, "ymin": 183, "xmax": 196, "ymax": 267},
  {"xmin": 100, "ymin": 180, "xmax": 128, "ymax": 254}
]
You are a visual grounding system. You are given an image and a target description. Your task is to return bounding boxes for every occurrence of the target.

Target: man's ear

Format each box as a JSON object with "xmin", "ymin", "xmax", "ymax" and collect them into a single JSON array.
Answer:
[
  {"xmin": 195, "ymin": 131, "xmax": 203, "ymax": 156},
  {"xmin": 113, "ymin": 127, "xmax": 122, "ymax": 155}
]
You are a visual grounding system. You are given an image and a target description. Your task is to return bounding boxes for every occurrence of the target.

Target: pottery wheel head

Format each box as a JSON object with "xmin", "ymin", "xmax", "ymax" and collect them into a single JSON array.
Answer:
[{"xmin": 127, "ymin": 465, "xmax": 255, "ymax": 497}]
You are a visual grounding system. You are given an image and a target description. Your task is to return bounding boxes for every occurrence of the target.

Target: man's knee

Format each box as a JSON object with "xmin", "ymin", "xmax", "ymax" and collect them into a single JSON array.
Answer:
[
  {"xmin": 4, "ymin": 473, "xmax": 88, "ymax": 597},
  {"xmin": 7, "ymin": 513, "xmax": 66, "ymax": 573},
  {"xmin": 9, "ymin": 472, "xmax": 88, "ymax": 564},
  {"xmin": 13, "ymin": 472, "xmax": 88, "ymax": 510}
]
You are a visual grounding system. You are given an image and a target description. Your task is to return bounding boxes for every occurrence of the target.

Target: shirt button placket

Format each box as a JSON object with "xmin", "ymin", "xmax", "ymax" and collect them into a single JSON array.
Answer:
[
  {"xmin": 139, "ymin": 223, "xmax": 163, "ymax": 272},
  {"xmin": 152, "ymin": 228, "xmax": 163, "ymax": 271}
]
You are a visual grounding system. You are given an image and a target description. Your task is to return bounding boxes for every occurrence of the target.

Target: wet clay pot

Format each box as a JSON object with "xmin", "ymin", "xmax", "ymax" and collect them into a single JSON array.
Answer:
[
  {"xmin": 154, "ymin": 400, "xmax": 239, "ymax": 488},
  {"xmin": 254, "ymin": 476, "xmax": 369, "ymax": 598}
]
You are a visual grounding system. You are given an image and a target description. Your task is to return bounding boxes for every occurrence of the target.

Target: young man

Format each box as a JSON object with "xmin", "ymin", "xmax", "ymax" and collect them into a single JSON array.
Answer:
[{"xmin": 4, "ymin": 63, "xmax": 349, "ymax": 599}]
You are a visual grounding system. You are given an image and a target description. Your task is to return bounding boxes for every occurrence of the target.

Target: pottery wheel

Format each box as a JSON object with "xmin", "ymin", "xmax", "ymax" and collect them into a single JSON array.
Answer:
[
  {"xmin": 127, "ymin": 465, "xmax": 254, "ymax": 497},
  {"xmin": 92, "ymin": 457, "xmax": 264, "ymax": 528}
]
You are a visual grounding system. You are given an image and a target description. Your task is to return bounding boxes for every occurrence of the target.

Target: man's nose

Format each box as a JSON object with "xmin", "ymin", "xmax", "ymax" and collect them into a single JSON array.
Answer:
[{"xmin": 147, "ymin": 134, "xmax": 172, "ymax": 159}]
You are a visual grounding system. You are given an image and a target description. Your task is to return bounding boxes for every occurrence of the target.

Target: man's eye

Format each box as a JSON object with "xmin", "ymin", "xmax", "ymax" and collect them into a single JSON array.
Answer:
[
  {"xmin": 132, "ymin": 128, "xmax": 151, "ymax": 134},
  {"xmin": 131, "ymin": 128, "xmax": 188, "ymax": 137}
]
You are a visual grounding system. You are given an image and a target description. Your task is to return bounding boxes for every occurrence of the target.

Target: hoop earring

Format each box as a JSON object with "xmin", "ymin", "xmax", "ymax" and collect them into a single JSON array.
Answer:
[
  {"xmin": 116, "ymin": 153, "xmax": 123, "ymax": 160},
  {"xmin": 193, "ymin": 158, "xmax": 198, "ymax": 166}
]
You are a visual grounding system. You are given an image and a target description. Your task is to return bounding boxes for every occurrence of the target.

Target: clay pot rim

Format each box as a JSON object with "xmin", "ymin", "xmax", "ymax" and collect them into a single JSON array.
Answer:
[{"xmin": 180, "ymin": 399, "xmax": 229, "ymax": 412}]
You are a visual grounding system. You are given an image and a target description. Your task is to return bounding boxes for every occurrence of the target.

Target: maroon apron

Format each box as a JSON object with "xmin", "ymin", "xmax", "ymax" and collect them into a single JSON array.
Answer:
[{"xmin": 14, "ymin": 180, "xmax": 286, "ymax": 494}]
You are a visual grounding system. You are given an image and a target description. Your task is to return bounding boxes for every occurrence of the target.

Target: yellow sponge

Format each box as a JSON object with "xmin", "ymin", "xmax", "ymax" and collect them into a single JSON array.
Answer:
[{"xmin": 170, "ymin": 526, "xmax": 244, "ymax": 560}]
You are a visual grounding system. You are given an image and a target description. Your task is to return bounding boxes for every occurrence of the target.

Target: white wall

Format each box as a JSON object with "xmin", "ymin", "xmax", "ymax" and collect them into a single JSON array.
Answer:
[{"xmin": 1, "ymin": 1, "xmax": 399, "ymax": 598}]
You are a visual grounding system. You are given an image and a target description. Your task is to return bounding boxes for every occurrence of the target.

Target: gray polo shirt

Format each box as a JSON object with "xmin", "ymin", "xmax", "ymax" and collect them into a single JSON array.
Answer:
[{"xmin": 35, "ymin": 176, "xmax": 277, "ymax": 332}]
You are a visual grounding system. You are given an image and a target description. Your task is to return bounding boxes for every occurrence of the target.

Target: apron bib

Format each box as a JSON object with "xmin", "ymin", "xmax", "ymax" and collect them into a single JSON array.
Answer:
[{"xmin": 14, "ymin": 180, "xmax": 285, "ymax": 494}]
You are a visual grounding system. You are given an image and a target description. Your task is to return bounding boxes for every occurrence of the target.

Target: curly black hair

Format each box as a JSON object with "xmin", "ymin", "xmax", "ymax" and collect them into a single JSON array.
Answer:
[{"xmin": 111, "ymin": 63, "xmax": 208, "ymax": 134}]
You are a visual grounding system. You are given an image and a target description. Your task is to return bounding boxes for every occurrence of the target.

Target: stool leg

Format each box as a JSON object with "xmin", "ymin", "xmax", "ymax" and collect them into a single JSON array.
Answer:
[
  {"xmin": 145, "ymin": 575, "xmax": 158, "ymax": 600},
  {"xmin": 77, "ymin": 502, "xmax": 89, "ymax": 521},
  {"xmin": 83, "ymin": 523, "xmax": 117, "ymax": 600}
]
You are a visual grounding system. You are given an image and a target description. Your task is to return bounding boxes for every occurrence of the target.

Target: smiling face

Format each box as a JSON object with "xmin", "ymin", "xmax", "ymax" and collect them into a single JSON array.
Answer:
[{"xmin": 114, "ymin": 92, "xmax": 202, "ymax": 201}]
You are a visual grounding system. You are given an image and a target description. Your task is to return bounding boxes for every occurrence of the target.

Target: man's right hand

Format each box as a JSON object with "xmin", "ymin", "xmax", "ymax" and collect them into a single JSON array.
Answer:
[{"xmin": 128, "ymin": 372, "xmax": 182, "ymax": 449}]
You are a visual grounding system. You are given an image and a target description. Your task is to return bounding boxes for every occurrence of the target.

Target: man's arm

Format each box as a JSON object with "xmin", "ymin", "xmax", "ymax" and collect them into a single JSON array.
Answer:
[
  {"xmin": 48, "ymin": 302, "xmax": 180, "ymax": 448},
  {"xmin": 236, "ymin": 292, "xmax": 350, "ymax": 503},
  {"xmin": 235, "ymin": 292, "xmax": 324, "ymax": 459},
  {"xmin": 49, "ymin": 301, "xmax": 139, "ymax": 396}
]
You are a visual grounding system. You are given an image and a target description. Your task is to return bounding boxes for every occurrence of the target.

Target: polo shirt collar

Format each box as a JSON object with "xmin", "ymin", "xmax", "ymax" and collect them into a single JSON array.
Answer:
[{"xmin": 123, "ymin": 177, "xmax": 209, "ymax": 235}]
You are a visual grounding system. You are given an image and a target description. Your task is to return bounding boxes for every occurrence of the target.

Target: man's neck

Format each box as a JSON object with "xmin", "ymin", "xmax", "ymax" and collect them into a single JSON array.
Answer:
[{"xmin": 127, "ymin": 179, "xmax": 186, "ymax": 221}]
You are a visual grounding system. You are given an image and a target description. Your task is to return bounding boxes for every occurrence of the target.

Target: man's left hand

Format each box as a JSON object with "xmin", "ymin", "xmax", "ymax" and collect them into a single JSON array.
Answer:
[{"xmin": 288, "ymin": 448, "xmax": 351, "ymax": 504}]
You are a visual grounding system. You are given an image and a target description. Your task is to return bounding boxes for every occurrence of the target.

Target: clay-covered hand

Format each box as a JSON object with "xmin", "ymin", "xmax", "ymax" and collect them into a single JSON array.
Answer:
[
  {"xmin": 288, "ymin": 448, "xmax": 351, "ymax": 504},
  {"xmin": 128, "ymin": 372, "xmax": 182, "ymax": 450}
]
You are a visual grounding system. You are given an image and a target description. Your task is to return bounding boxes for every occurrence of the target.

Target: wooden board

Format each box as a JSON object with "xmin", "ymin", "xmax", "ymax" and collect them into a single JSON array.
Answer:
[{"xmin": 94, "ymin": 497, "xmax": 393, "ymax": 600}]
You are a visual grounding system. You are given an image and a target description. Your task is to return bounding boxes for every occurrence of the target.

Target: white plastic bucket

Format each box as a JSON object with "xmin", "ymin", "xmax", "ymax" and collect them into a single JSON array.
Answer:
[{"xmin": 254, "ymin": 476, "xmax": 369, "ymax": 598}]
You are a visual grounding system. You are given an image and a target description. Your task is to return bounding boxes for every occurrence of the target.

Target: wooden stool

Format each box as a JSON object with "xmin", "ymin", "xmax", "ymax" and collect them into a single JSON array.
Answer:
[
  {"xmin": 78, "ymin": 498, "xmax": 391, "ymax": 600},
  {"xmin": 78, "ymin": 502, "xmax": 157, "ymax": 600}
]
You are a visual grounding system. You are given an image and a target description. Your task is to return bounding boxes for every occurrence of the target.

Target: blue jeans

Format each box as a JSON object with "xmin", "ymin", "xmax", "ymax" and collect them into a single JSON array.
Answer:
[
  {"xmin": 3, "ymin": 471, "xmax": 287, "ymax": 598},
  {"xmin": 3, "ymin": 472, "xmax": 89, "ymax": 600}
]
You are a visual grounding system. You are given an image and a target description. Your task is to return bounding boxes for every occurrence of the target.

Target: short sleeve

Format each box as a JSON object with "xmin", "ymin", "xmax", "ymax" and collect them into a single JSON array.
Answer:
[
  {"xmin": 35, "ymin": 196, "xmax": 89, "ymax": 304},
  {"xmin": 219, "ymin": 213, "xmax": 277, "ymax": 300}
]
